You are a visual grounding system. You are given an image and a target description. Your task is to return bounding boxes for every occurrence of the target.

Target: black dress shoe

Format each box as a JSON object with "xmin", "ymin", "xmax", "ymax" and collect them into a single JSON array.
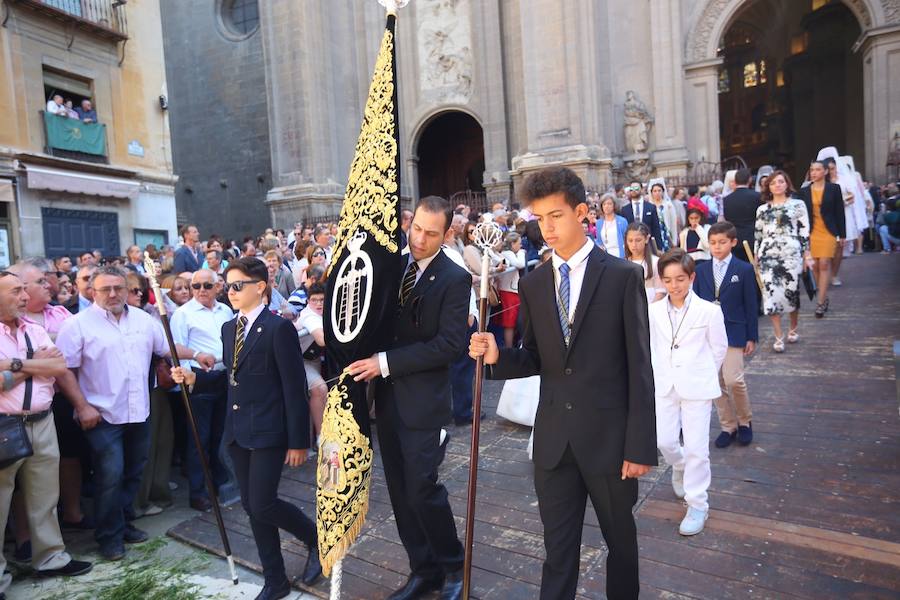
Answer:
[
  {"xmin": 453, "ymin": 412, "xmax": 486, "ymax": 426},
  {"xmin": 386, "ymin": 574, "xmax": 444, "ymax": 600},
  {"xmin": 190, "ymin": 496, "xmax": 213, "ymax": 512},
  {"xmin": 124, "ymin": 524, "xmax": 149, "ymax": 544},
  {"xmin": 254, "ymin": 578, "xmax": 291, "ymax": 600},
  {"xmin": 298, "ymin": 546, "xmax": 322, "ymax": 586},
  {"xmin": 714, "ymin": 430, "xmax": 736, "ymax": 448},
  {"xmin": 737, "ymin": 423, "xmax": 753, "ymax": 446},
  {"xmin": 36, "ymin": 558, "xmax": 93, "ymax": 578},
  {"xmin": 439, "ymin": 569, "xmax": 464, "ymax": 600}
]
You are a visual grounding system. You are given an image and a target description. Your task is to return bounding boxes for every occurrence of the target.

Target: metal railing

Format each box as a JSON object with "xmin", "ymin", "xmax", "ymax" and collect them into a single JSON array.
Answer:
[{"xmin": 10, "ymin": 0, "xmax": 128, "ymax": 40}]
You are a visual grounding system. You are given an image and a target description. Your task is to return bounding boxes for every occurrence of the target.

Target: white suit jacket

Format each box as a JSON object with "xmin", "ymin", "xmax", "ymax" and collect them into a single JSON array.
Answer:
[{"xmin": 649, "ymin": 292, "xmax": 728, "ymax": 400}]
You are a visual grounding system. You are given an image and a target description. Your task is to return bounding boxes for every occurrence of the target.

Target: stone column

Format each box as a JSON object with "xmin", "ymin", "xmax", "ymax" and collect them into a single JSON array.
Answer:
[
  {"xmin": 683, "ymin": 58, "xmax": 723, "ymax": 168},
  {"xmin": 260, "ymin": 1, "xmax": 362, "ymax": 222},
  {"xmin": 509, "ymin": 0, "xmax": 612, "ymax": 191},
  {"xmin": 648, "ymin": 0, "xmax": 689, "ymax": 177},
  {"xmin": 861, "ymin": 26, "xmax": 900, "ymax": 183}
]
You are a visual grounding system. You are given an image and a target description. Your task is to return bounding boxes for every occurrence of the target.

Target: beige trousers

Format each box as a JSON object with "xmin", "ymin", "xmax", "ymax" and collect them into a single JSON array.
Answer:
[
  {"xmin": 715, "ymin": 346, "xmax": 753, "ymax": 432},
  {"xmin": 0, "ymin": 413, "xmax": 71, "ymax": 593}
]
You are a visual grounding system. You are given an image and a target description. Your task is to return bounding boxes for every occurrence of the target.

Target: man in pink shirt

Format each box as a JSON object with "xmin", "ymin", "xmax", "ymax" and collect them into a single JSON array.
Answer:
[
  {"xmin": 11, "ymin": 262, "xmax": 99, "ymax": 533},
  {"xmin": 56, "ymin": 266, "xmax": 204, "ymax": 561},
  {"xmin": 0, "ymin": 270, "xmax": 92, "ymax": 596}
]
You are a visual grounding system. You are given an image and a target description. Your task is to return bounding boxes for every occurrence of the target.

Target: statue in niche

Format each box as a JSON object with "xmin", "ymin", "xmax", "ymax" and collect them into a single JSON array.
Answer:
[{"xmin": 623, "ymin": 90, "xmax": 654, "ymax": 155}]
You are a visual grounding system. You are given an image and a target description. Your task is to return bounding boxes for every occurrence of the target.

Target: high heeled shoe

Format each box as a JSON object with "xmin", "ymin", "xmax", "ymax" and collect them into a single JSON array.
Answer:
[
  {"xmin": 773, "ymin": 336, "xmax": 785, "ymax": 353},
  {"xmin": 815, "ymin": 303, "xmax": 826, "ymax": 318},
  {"xmin": 787, "ymin": 329, "xmax": 799, "ymax": 344}
]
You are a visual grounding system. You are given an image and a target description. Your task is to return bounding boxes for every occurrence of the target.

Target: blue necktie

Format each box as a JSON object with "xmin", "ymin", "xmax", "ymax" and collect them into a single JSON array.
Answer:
[{"xmin": 557, "ymin": 263, "xmax": 571, "ymax": 346}]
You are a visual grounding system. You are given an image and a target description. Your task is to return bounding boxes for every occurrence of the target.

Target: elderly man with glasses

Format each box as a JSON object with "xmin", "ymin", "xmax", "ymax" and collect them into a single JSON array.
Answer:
[
  {"xmin": 0, "ymin": 270, "xmax": 93, "ymax": 597},
  {"xmin": 169, "ymin": 269, "xmax": 234, "ymax": 512},
  {"xmin": 56, "ymin": 266, "xmax": 211, "ymax": 561}
]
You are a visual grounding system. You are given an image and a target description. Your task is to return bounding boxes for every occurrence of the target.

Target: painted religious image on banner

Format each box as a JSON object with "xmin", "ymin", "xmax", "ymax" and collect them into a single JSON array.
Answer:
[{"xmin": 317, "ymin": 440, "xmax": 345, "ymax": 493}]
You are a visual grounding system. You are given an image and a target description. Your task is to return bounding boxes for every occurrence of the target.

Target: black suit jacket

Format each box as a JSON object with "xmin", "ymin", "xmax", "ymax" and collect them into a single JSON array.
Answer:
[
  {"xmin": 212, "ymin": 308, "xmax": 310, "ymax": 450},
  {"xmin": 378, "ymin": 251, "xmax": 471, "ymax": 430},
  {"xmin": 796, "ymin": 183, "xmax": 846, "ymax": 239},
  {"xmin": 722, "ymin": 188, "xmax": 761, "ymax": 258},
  {"xmin": 488, "ymin": 247, "xmax": 657, "ymax": 475},
  {"xmin": 621, "ymin": 200, "xmax": 663, "ymax": 251}
]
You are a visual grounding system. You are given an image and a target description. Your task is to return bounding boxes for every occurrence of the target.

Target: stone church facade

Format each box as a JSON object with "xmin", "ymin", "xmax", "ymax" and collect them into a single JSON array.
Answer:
[{"xmin": 161, "ymin": 0, "xmax": 900, "ymax": 236}]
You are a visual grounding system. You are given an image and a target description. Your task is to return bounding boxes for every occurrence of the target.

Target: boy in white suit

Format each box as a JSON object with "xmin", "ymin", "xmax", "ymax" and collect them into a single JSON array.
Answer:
[{"xmin": 650, "ymin": 249, "xmax": 728, "ymax": 536}]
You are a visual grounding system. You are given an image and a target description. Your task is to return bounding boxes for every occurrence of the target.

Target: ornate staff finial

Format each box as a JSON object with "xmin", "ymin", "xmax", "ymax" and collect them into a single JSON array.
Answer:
[
  {"xmin": 143, "ymin": 251, "xmax": 167, "ymax": 317},
  {"xmin": 377, "ymin": 0, "xmax": 409, "ymax": 16},
  {"xmin": 473, "ymin": 221, "xmax": 503, "ymax": 252}
]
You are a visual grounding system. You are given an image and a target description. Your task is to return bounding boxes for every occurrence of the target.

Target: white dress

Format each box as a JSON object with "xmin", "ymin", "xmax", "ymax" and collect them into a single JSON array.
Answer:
[{"xmin": 630, "ymin": 256, "xmax": 663, "ymax": 303}]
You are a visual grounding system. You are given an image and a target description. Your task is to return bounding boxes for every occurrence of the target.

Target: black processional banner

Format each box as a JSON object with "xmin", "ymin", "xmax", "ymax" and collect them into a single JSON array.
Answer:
[{"xmin": 316, "ymin": 12, "xmax": 402, "ymax": 577}]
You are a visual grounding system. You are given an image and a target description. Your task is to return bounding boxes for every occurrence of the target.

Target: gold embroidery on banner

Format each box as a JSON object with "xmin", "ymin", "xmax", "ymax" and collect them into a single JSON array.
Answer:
[
  {"xmin": 327, "ymin": 27, "xmax": 399, "ymax": 277},
  {"xmin": 316, "ymin": 372, "xmax": 373, "ymax": 577}
]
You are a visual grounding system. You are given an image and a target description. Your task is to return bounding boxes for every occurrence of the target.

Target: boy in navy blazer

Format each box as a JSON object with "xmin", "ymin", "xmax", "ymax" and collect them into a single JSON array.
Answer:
[{"xmin": 693, "ymin": 221, "xmax": 758, "ymax": 448}]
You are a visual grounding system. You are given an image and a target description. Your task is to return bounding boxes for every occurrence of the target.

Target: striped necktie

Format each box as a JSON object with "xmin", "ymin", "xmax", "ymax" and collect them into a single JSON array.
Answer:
[
  {"xmin": 714, "ymin": 260, "xmax": 726, "ymax": 293},
  {"xmin": 232, "ymin": 316, "xmax": 247, "ymax": 372},
  {"xmin": 557, "ymin": 263, "xmax": 571, "ymax": 346},
  {"xmin": 399, "ymin": 261, "xmax": 419, "ymax": 306}
]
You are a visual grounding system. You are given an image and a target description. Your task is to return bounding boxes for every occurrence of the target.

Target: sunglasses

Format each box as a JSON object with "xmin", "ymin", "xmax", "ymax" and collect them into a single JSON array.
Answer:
[
  {"xmin": 191, "ymin": 282, "xmax": 215, "ymax": 290},
  {"xmin": 312, "ymin": 251, "xmax": 325, "ymax": 257},
  {"xmin": 128, "ymin": 287, "xmax": 142, "ymax": 295},
  {"xmin": 224, "ymin": 279, "xmax": 260, "ymax": 293}
]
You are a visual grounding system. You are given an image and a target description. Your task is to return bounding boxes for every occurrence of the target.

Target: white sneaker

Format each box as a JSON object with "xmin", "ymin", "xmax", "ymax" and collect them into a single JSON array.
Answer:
[
  {"xmin": 831, "ymin": 277, "xmax": 843, "ymax": 287},
  {"xmin": 679, "ymin": 506, "xmax": 708, "ymax": 536},
  {"xmin": 671, "ymin": 468, "xmax": 685, "ymax": 499}
]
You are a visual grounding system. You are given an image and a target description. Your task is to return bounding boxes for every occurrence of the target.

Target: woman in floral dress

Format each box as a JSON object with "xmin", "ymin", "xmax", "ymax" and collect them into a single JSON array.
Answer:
[{"xmin": 754, "ymin": 170, "xmax": 813, "ymax": 353}]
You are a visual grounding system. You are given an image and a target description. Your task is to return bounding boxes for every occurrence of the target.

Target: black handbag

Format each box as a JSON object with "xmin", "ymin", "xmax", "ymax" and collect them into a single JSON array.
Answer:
[
  {"xmin": 0, "ymin": 332, "xmax": 35, "ymax": 470},
  {"xmin": 801, "ymin": 268, "xmax": 817, "ymax": 302}
]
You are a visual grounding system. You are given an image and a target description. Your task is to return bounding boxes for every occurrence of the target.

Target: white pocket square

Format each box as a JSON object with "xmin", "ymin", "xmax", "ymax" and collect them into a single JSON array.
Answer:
[{"xmin": 730, "ymin": 275, "xmax": 740, "ymax": 283}]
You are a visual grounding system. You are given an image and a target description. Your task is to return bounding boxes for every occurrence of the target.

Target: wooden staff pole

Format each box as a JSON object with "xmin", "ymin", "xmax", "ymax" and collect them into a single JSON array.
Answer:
[{"xmin": 144, "ymin": 253, "xmax": 238, "ymax": 584}]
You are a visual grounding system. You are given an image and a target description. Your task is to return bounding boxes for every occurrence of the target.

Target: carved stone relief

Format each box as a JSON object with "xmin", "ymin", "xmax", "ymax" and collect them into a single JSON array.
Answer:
[{"xmin": 417, "ymin": 0, "xmax": 473, "ymax": 103}]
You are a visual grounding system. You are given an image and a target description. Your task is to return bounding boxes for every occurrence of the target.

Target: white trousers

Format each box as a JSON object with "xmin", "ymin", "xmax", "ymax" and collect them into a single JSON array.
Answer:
[{"xmin": 655, "ymin": 389, "xmax": 712, "ymax": 512}]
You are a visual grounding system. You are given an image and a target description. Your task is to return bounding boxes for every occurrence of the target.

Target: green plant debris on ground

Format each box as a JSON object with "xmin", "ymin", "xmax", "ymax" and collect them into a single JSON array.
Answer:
[{"xmin": 36, "ymin": 536, "xmax": 215, "ymax": 600}]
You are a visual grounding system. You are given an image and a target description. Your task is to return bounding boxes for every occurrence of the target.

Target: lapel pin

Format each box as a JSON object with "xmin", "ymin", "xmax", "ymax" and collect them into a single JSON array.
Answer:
[
  {"xmin": 429, "ymin": 275, "xmax": 435, "ymax": 281},
  {"xmin": 256, "ymin": 327, "xmax": 262, "ymax": 333}
]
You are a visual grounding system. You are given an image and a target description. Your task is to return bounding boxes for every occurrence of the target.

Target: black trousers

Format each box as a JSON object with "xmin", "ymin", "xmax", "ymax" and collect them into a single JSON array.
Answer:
[
  {"xmin": 376, "ymin": 386, "xmax": 464, "ymax": 579},
  {"xmin": 229, "ymin": 443, "xmax": 317, "ymax": 585},
  {"xmin": 533, "ymin": 445, "xmax": 639, "ymax": 600}
]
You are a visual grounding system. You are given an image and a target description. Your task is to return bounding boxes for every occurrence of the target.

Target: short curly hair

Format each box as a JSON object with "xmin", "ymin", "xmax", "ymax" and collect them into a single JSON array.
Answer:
[{"xmin": 518, "ymin": 167, "xmax": 586, "ymax": 209}]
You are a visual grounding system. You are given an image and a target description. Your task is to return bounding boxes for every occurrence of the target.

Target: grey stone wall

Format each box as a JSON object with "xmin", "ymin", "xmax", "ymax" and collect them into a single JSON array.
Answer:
[{"xmin": 160, "ymin": 0, "xmax": 272, "ymax": 240}]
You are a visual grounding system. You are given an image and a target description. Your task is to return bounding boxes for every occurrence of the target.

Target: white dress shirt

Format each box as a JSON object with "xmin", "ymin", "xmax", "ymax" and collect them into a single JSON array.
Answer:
[
  {"xmin": 550, "ymin": 238, "xmax": 595, "ymax": 321},
  {"xmin": 169, "ymin": 297, "xmax": 234, "ymax": 370},
  {"xmin": 378, "ymin": 249, "xmax": 442, "ymax": 377},
  {"xmin": 237, "ymin": 302, "xmax": 267, "ymax": 341},
  {"xmin": 713, "ymin": 253, "xmax": 732, "ymax": 291},
  {"xmin": 57, "ymin": 304, "xmax": 169, "ymax": 425},
  {"xmin": 631, "ymin": 200, "xmax": 644, "ymax": 223}
]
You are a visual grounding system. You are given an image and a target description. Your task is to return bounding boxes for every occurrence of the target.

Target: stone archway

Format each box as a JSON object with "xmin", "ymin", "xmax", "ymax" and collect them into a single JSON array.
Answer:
[
  {"xmin": 413, "ymin": 110, "xmax": 485, "ymax": 202},
  {"xmin": 685, "ymin": 0, "xmax": 880, "ymax": 65},
  {"xmin": 682, "ymin": 0, "xmax": 900, "ymax": 181}
]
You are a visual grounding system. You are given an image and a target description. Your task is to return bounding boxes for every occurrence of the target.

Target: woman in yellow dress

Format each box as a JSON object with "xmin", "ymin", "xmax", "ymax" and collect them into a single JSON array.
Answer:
[{"xmin": 797, "ymin": 160, "xmax": 847, "ymax": 318}]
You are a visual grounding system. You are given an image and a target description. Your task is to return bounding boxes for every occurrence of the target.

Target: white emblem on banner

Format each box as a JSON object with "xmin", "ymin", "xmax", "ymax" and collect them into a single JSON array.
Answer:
[{"xmin": 330, "ymin": 231, "xmax": 374, "ymax": 343}]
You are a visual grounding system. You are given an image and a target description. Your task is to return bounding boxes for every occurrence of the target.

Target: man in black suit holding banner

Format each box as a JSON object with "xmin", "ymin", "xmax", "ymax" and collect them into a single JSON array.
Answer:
[
  {"xmin": 348, "ymin": 195, "xmax": 470, "ymax": 600},
  {"xmin": 470, "ymin": 168, "xmax": 657, "ymax": 600}
]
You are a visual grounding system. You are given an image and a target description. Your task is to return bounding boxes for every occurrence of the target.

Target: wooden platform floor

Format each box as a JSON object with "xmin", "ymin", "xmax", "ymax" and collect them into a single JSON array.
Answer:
[{"xmin": 169, "ymin": 252, "xmax": 900, "ymax": 599}]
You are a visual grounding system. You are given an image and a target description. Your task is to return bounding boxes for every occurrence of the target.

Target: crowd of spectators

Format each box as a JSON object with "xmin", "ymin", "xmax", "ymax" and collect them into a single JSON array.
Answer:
[{"xmin": 0, "ymin": 168, "xmax": 896, "ymax": 596}]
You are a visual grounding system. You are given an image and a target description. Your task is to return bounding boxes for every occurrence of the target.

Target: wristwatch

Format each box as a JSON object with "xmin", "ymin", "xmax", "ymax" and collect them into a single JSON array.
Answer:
[{"xmin": 9, "ymin": 358, "xmax": 23, "ymax": 373}]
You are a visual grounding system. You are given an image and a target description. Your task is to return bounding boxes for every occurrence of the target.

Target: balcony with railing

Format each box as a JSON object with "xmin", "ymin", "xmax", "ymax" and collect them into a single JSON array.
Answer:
[
  {"xmin": 41, "ymin": 110, "xmax": 109, "ymax": 164},
  {"xmin": 8, "ymin": 0, "xmax": 128, "ymax": 41}
]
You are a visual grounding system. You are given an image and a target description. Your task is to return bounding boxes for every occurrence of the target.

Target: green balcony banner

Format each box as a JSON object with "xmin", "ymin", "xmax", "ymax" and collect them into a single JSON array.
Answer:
[{"xmin": 44, "ymin": 112, "xmax": 106, "ymax": 156}]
